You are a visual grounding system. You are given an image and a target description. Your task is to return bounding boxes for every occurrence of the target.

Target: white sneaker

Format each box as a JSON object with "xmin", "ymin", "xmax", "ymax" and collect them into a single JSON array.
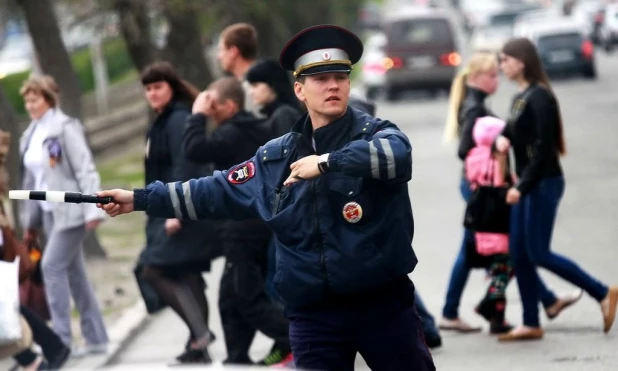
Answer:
[{"xmin": 71, "ymin": 343, "xmax": 108, "ymax": 359}]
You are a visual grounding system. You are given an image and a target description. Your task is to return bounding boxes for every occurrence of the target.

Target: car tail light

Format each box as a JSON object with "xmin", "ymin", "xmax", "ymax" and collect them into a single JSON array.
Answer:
[
  {"xmin": 582, "ymin": 40, "xmax": 594, "ymax": 59},
  {"xmin": 362, "ymin": 57, "xmax": 403, "ymax": 74},
  {"xmin": 383, "ymin": 57, "xmax": 403, "ymax": 69},
  {"xmin": 440, "ymin": 52, "xmax": 461, "ymax": 66}
]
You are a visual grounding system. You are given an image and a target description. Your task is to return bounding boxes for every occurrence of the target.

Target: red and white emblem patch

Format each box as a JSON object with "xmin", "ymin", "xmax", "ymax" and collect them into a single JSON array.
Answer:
[
  {"xmin": 342, "ymin": 202, "xmax": 363, "ymax": 223},
  {"xmin": 322, "ymin": 51, "xmax": 331, "ymax": 61},
  {"xmin": 227, "ymin": 161, "xmax": 256, "ymax": 184}
]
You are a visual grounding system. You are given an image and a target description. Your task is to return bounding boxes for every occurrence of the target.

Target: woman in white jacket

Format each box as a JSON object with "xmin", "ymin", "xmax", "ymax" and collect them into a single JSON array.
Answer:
[{"xmin": 18, "ymin": 75, "xmax": 108, "ymax": 357}]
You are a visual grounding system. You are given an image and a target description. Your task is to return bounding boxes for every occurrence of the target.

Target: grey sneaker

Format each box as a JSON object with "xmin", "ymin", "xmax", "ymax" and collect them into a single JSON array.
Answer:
[{"xmin": 71, "ymin": 343, "xmax": 108, "ymax": 359}]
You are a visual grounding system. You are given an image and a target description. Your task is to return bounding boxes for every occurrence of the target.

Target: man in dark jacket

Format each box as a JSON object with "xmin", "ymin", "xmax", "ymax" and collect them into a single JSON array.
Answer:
[
  {"xmin": 181, "ymin": 77, "xmax": 292, "ymax": 367},
  {"xmin": 97, "ymin": 25, "xmax": 435, "ymax": 371}
]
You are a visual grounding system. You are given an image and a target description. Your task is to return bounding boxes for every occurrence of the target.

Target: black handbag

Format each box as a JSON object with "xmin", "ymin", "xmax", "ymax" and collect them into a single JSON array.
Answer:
[{"xmin": 463, "ymin": 160, "xmax": 511, "ymax": 234}]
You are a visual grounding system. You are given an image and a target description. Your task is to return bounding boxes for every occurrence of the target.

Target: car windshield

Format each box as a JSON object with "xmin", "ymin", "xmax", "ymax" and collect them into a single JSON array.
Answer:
[{"xmin": 387, "ymin": 18, "xmax": 451, "ymax": 45}]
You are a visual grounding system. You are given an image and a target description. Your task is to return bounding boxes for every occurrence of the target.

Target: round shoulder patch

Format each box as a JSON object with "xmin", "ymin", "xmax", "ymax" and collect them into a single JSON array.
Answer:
[{"xmin": 227, "ymin": 161, "xmax": 256, "ymax": 184}]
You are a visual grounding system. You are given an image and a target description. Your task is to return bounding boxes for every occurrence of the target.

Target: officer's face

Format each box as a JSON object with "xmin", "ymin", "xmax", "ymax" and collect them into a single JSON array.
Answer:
[{"xmin": 294, "ymin": 72, "xmax": 350, "ymax": 118}]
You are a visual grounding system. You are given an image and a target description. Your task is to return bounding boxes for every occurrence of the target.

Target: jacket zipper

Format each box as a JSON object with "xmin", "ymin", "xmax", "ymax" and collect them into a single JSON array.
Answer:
[
  {"xmin": 272, "ymin": 191, "xmax": 282, "ymax": 215},
  {"xmin": 311, "ymin": 180, "xmax": 329, "ymax": 291},
  {"xmin": 293, "ymin": 131, "xmax": 329, "ymax": 290},
  {"xmin": 526, "ymin": 145, "xmax": 533, "ymax": 159}
]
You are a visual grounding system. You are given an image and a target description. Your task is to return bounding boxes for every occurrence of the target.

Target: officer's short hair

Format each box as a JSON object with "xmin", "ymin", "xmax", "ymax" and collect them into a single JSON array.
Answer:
[
  {"xmin": 221, "ymin": 23, "xmax": 258, "ymax": 60},
  {"xmin": 208, "ymin": 77, "xmax": 245, "ymax": 109}
]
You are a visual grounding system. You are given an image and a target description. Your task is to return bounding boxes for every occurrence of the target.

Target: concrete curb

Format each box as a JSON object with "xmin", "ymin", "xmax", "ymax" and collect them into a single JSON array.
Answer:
[{"xmin": 68, "ymin": 301, "xmax": 152, "ymax": 370}]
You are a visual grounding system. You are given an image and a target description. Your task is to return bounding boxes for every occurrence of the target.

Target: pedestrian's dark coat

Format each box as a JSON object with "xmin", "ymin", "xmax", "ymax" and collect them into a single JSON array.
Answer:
[{"xmin": 140, "ymin": 100, "xmax": 217, "ymax": 271}]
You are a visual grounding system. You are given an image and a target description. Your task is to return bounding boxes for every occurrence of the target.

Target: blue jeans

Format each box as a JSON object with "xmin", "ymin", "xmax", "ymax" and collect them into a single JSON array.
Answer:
[
  {"xmin": 415, "ymin": 291, "xmax": 439, "ymax": 338},
  {"xmin": 510, "ymin": 176, "xmax": 608, "ymax": 327},
  {"xmin": 442, "ymin": 177, "xmax": 559, "ymax": 319}
]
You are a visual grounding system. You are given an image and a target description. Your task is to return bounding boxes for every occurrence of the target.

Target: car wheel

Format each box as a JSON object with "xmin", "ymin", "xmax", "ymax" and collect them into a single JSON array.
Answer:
[{"xmin": 583, "ymin": 64, "xmax": 597, "ymax": 79}]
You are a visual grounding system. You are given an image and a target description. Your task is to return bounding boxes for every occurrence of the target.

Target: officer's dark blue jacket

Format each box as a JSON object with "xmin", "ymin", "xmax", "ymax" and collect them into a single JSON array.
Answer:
[{"xmin": 134, "ymin": 106, "xmax": 418, "ymax": 309}]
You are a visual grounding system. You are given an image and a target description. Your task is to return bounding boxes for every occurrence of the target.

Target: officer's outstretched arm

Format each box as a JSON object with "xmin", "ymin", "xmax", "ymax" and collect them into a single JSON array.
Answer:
[
  {"xmin": 134, "ymin": 157, "xmax": 265, "ymax": 221},
  {"xmin": 328, "ymin": 121, "xmax": 412, "ymax": 185}
]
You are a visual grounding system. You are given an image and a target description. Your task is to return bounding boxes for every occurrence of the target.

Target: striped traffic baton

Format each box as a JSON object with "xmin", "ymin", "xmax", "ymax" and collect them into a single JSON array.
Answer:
[{"xmin": 9, "ymin": 190, "xmax": 113, "ymax": 204}]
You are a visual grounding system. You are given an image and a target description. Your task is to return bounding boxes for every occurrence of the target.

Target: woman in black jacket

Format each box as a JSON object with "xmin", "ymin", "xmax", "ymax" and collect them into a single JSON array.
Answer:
[
  {"xmin": 246, "ymin": 58, "xmax": 303, "ymax": 137},
  {"xmin": 495, "ymin": 38, "xmax": 618, "ymax": 341},
  {"xmin": 440, "ymin": 52, "xmax": 576, "ymax": 334},
  {"xmin": 138, "ymin": 62, "xmax": 216, "ymax": 363}
]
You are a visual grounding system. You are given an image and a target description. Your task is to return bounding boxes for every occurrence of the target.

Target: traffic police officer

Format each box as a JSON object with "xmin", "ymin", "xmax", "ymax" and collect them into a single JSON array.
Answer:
[{"xmin": 97, "ymin": 25, "xmax": 436, "ymax": 371}]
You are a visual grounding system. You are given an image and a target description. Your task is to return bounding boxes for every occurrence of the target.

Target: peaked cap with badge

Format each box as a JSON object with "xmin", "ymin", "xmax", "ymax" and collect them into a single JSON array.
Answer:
[{"xmin": 279, "ymin": 25, "xmax": 364, "ymax": 77}]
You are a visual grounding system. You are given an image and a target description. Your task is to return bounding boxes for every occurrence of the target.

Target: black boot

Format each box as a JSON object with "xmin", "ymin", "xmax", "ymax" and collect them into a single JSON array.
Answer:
[
  {"xmin": 475, "ymin": 298, "xmax": 513, "ymax": 334},
  {"xmin": 475, "ymin": 298, "xmax": 494, "ymax": 322},
  {"xmin": 175, "ymin": 331, "xmax": 215, "ymax": 364}
]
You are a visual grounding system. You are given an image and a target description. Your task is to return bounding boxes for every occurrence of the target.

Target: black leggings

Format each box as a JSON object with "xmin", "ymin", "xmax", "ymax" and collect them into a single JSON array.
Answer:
[
  {"xmin": 142, "ymin": 265, "xmax": 210, "ymax": 342},
  {"xmin": 14, "ymin": 305, "xmax": 67, "ymax": 366}
]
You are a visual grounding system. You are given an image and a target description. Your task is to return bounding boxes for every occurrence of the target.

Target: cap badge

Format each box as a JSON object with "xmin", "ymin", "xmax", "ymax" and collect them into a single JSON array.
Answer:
[
  {"xmin": 322, "ymin": 51, "xmax": 331, "ymax": 61},
  {"xmin": 342, "ymin": 202, "xmax": 363, "ymax": 223}
]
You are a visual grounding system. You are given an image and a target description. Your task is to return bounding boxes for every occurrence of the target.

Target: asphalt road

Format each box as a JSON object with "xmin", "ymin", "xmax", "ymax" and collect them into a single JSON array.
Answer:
[{"xmin": 94, "ymin": 47, "xmax": 618, "ymax": 371}]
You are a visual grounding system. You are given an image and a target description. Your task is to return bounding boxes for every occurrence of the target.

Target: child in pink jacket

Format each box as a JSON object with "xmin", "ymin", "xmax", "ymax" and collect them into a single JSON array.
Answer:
[{"xmin": 465, "ymin": 116, "xmax": 514, "ymax": 334}]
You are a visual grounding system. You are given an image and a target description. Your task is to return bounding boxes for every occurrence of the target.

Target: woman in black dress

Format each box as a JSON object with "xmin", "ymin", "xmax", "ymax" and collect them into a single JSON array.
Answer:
[{"xmin": 137, "ymin": 62, "xmax": 217, "ymax": 363}]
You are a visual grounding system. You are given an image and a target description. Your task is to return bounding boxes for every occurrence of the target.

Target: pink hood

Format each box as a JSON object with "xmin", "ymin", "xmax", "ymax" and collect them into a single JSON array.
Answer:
[{"xmin": 473, "ymin": 116, "xmax": 506, "ymax": 147}]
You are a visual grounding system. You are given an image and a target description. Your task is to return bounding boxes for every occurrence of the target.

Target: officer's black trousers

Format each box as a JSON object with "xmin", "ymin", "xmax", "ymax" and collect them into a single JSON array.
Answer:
[
  {"xmin": 218, "ymin": 221, "xmax": 290, "ymax": 364},
  {"xmin": 286, "ymin": 278, "xmax": 436, "ymax": 371}
]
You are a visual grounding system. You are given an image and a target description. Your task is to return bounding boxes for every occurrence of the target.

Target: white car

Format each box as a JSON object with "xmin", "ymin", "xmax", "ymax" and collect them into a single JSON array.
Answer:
[
  {"xmin": 358, "ymin": 32, "xmax": 387, "ymax": 99},
  {"xmin": 0, "ymin": 34, "xmax": 35, "ymax": 79}
]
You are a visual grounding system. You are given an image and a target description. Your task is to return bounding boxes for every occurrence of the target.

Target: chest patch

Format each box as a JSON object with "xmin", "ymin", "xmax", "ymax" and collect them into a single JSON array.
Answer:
[
  {"xmin": 342, "ymin": 202, "xmax": 363, "ymax": 223},
  {"xmin": 227, "ymin": 161, "xmax": 256, "ymax": 184}
]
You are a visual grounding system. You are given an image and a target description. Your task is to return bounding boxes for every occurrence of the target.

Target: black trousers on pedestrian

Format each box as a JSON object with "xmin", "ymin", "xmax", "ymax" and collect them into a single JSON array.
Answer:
[
  {"xmin": 218, "ymin": 220, "xmax": 290, "ymax": 364},
  {"xmin": 286, "ymin": 277, "xmax": 436, "ymax": 371},
  {"xmin": 14, "ymin": 305, "xmax": 67, "ymax": 366}
]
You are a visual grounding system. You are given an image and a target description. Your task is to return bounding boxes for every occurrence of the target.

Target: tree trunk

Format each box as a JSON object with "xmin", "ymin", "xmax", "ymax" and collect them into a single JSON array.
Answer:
[
  {"xmin": 18, "ymin": 0, "xmax": 107, "ymax": 259},
  {"xmin": 112, "ymin": 0, "xmax": 158, "ymax": 73},
  {"xmin": 0, "ymin": 87, "xmax": 23, "ymax": 236},
  {"xmin": 17, "ymin": 0, "xmax": 83, "ymax": 121},
  {"xmin": 161, "ymin": 0, "xmax": 213, "ymax": 89}
]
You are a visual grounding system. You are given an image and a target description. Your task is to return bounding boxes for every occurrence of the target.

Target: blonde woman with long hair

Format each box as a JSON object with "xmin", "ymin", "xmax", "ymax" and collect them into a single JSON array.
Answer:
[{"xmin": 438, "ymin": 52, "xmax": 580, "ymax": 334}]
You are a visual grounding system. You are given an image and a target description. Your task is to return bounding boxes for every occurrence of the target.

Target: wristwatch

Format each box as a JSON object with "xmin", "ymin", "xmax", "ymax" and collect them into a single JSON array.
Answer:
[{"xmin": 317, "ymin": 153, "xmax": 330, "ymax": 174}]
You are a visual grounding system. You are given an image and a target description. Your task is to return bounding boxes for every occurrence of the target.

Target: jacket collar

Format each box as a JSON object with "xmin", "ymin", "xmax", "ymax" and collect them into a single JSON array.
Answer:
[
  {"xmin": 20, "ymin": 109, "xmax": 74, "ymax": 156},
  {"xmin": 465, "ymin": 86, "xmax": 488, "ymax": 103},
  {"xmin": 290, "ymin": 106, "xmax": 373, "ymax": 139}
]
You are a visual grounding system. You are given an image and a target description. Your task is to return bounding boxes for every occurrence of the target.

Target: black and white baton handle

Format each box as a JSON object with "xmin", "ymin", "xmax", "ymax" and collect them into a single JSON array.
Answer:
[{"xmin": 9, "ymin": 190, "xmax": 114, "ymax": 204}]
